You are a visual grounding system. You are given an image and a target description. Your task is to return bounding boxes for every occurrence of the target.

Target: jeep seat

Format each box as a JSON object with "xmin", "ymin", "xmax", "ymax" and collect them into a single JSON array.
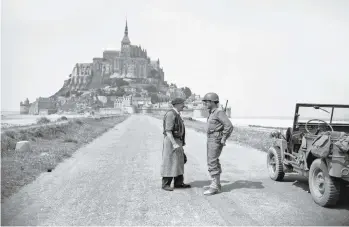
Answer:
[
  {"xmin": 302, "ymin": 131, "xmax": 346, "ymax": 151},
  {"xmin": 330, "ymin": 131, "xmax": 346, "ymax": 140},
  {"xmin": 305, "ymin": 131, "xmax": 345, "ymax": 138}
]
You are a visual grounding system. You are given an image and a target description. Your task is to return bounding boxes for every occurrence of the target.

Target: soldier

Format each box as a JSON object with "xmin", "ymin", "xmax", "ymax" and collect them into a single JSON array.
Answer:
[
  {"xmin": 161, "ymin": 97, "xmax": 191, "ymax": 191},
  {"xmin": 202, "ymin": 92, "xmax": 233, "ymax": 195}
]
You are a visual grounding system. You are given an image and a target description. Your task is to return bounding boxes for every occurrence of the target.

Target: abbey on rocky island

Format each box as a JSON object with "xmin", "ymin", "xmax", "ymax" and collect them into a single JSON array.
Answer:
[
  {"xmin": 67, "ymin": 20, "xmax": 165, "ymax": 91},
  {"xmin": 19, "ymin": 20, "xmax": 232, "ymax": 118}
]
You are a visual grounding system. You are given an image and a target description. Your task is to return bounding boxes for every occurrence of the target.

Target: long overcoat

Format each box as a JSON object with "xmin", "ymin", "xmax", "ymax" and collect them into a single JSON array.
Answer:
[{"xmin": 160, "ymin": 110, "xmax": 185, "ymax": 177}]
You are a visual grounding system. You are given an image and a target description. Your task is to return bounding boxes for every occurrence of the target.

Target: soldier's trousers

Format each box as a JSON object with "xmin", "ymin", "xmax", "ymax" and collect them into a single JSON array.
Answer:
[
  {"xmin": 162, "ymin": 175, "xmax": 184, "ymax": 188},
  {"xmin": 207, "ymin": 138, "xmax": 224, "ymax": 177}
]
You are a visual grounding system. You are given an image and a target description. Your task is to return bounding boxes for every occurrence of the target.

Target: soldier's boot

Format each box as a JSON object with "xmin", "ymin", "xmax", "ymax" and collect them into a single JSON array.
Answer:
[
  {"xmin": 203, "ymin": 175, "xmax": 221, "ymax": 195},
  {"xmin": 203, "ymin": 175, "xmax": 214, "ymax": 190},
  {"xmin": 203, "ymin": 184, "xmax": 222, "ymax": 191},
  {"xmin": 203, "ymin": 174, "xmax": 222, "ymax": 190}
]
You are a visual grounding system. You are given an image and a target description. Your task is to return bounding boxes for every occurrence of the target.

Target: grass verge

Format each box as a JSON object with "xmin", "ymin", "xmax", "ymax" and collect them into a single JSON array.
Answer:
[
  {"xmin": 1, "ymin": 115, "xmax": 129, "ymax": 200},
  {"xmin": 149, "ymin": 114, "xmax": 276, "ymax": 153}
]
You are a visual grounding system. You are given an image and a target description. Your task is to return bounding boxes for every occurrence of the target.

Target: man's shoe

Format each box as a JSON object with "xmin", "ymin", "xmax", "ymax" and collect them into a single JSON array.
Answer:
[
  {"xmin": 162, "ymin": 185, "xmax": 173, "ymax": 191},
  {"xmin": 203, "ymin": 187, "xmax": 220, "ymax": 196},
  {"xmin": 174, "ymin": 183, "xmax": 191, "ymax": 188}
]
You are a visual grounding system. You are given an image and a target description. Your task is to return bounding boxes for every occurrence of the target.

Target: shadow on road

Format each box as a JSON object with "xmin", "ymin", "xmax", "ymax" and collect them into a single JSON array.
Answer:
[
  {"xmin": 221, "ymin": 180, "xmax": 264, "ymax": 192},
  {"xmin": 189, "ymin": 180, "xmax": 230, "ymax": 188},
  {"xmin": 282, "ymin": 175, "xmax": 349, "ymax": 210},
  {"xmin": 189, "ymin": 180, "xmax": 264, "ymax": 193}
]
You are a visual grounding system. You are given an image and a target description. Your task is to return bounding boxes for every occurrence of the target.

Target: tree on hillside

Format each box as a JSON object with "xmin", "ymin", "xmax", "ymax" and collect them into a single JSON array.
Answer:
[
  {"xmin": 161, "ymin": 81, "xmax": 169, "ymax": 87},
  {"xmin": 182, "ymin": 87, "xmax": 192, "ymax": 99},
  {"xmin": 115, "ymin": 88, "xmax": 125, "ymax": 97},
  {"xmin": 112, "ymin": 79, "xmax": 129, "ymax": 87},
  {"xmin": 145, "ymin": 85, "xmax": 157, "ymax": 93},
  {"xmin": 151, "ymin": 93, "xmax": 159, "ymax": 104},
  {"xmin": 91, "ymin": 100, "xmax": 103, "ymax": 110},
  {"xmin": 96, "ymin": 88, "xmax": 103, "ymax": 95}
]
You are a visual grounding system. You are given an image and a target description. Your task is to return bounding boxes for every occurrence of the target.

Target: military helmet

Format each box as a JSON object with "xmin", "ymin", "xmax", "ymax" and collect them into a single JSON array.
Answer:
[{"xmin": 202, "ymin": 92, "xmax": 219, "ymax": 102}]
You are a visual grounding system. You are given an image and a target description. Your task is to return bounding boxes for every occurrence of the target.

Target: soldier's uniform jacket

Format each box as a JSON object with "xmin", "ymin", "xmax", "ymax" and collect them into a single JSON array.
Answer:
[
  {"xmin": 160, "ymin": 109, "xmax": 186, "ymax": 177},
  {"xmin": 206, "ymin": 107, "xmax": 234, "ymax": 177},
  {"xmin": 206, "ymin": 108, "xmax": 233, "ymax": 142}
]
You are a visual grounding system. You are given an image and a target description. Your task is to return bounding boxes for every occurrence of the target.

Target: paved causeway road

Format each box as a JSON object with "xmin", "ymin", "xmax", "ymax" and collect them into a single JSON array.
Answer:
[{"xmin": 2, "ymin": 115, "xmax": 349, "ymax": 225}]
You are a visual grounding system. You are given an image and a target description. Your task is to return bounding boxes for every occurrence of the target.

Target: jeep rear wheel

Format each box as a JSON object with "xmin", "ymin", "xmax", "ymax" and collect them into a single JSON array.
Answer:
[
  {"xmin": 309, "ymin": 159, "xmax": 340, "ymax": 207},
  {"xmin": 267, "ymin": 146, "xmax": 285, "ymax": 181}
]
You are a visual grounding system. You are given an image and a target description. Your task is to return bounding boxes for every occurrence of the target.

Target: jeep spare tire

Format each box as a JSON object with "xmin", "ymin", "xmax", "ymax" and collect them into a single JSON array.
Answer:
[
  {"xmin": 309, "ymin": 158, "xmax": 340, "ymax": 207},
  {"xmin": 267, "ymin": 146, "xmax": 285, "ymax": 181}
]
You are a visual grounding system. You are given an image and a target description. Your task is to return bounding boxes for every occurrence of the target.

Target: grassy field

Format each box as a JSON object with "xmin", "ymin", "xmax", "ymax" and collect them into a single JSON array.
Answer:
[
  {"xmin": 150, "ymin": 114, "xmax": 276, "ymax": 153},
  {"xmin": 1, "ymin": 115, "xmax": 129, "ymax": 200}
]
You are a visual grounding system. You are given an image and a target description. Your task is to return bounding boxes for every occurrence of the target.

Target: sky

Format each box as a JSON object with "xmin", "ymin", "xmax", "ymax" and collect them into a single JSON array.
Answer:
[{"xmin": 1, "ymin": 0, "xmax": 349, "ymax": 117}]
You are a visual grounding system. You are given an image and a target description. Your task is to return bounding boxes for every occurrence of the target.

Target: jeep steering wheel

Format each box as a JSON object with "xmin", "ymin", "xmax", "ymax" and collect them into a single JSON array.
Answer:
[{"xmin": 305, "ymin": 119, "xmax": 333, "ymax": 135}]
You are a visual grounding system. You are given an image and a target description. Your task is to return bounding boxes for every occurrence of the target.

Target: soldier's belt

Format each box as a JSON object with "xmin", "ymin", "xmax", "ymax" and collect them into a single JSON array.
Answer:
[
  {"xmin": 207, "ymin": 131, "xmax": 223, "ymax": 138},
  {"xmin": 207, "ymin": 129, "xmax": 223, "ymax": 134}
]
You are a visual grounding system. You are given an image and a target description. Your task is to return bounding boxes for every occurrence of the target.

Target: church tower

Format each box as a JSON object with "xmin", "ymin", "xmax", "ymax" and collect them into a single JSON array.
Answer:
[{"xmin": 121, "ymin": 20, "xmax": 131, "ymax": 58}]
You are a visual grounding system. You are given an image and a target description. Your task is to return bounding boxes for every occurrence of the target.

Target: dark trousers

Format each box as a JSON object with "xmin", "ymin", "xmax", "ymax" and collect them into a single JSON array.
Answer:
[{"xmin": 162, "ymin": 175, "xmax": 184, "ymax": 188}]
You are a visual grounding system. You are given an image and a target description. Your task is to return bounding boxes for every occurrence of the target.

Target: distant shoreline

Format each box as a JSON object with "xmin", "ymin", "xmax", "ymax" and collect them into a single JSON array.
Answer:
[
  {"xmin": 2, "ymin": 111, "xmax": 348, "ymax": 130},
  {"xmin": 1, "ymin": 112, "xmax": 121, "ymax": 130},
  {"xmin": 1, "ymin": 111, "xmax": 294, "ymax": 120}
]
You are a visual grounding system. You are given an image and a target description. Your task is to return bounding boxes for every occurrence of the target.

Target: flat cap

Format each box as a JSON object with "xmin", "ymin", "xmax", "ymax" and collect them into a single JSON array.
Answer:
[{"xmin": 171, "ymin": 98, "xmax": 185, "ymax": 105}]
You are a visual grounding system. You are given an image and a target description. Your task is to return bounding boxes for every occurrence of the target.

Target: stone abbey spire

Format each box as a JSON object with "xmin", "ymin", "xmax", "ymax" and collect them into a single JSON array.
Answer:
[{"xmin": 121, "ymin": 20, "xmax": 131, "ymax": 45}]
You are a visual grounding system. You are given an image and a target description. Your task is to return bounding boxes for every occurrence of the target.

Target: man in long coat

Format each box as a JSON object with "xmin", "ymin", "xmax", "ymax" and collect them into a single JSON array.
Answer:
[{"xmin": 161, "ymin": 98, "xmax": 191, "ymax": 191}]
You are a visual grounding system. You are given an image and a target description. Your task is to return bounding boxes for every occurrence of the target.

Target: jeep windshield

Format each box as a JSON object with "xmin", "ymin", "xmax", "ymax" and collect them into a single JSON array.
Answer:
[{"xmin": 293, "ymin": 104, "xmax": 349, "ymax": 133}]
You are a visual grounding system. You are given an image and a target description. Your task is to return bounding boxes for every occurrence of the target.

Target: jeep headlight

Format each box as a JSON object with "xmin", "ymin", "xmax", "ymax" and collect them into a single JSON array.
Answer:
[
  {"xmin": 270, "ymin": 131, "xmax": 277, "ymax": 138},
  {"xmin": 270, "ymin": 130, "xmax": 282, "ymax": 139}
]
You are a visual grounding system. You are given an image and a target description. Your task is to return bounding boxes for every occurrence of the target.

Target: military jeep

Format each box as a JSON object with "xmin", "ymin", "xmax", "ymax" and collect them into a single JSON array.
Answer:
[{"xmin": 267, "ymin": 103, "xmax": 349, "ymax": 207}]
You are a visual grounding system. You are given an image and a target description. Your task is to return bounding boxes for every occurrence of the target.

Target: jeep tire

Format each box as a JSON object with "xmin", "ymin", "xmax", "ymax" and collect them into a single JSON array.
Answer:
[
  {"xmin": 267, "ymin": 146, "xmax": 285, "ymax": 181},
  {"xmin": 309, "ymin": 158, "xmax": 340, "ymax": 207}
]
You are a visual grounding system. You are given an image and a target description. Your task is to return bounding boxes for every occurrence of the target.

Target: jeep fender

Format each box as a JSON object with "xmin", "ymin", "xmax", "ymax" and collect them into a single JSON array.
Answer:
[
  {"xmin": 328, "ymin": 144, "xmax": 349, "ymax": 181},
  {"xmin": 305, "ymin": 149, "xmax": 315, "ymax": 170},
  {"xmin": 306, "ymin": 149, "xmax": 349, "ymax": 181},
  {"xmin": 272, "ymin": 139, "xmax": 287, "ymax": 162}
]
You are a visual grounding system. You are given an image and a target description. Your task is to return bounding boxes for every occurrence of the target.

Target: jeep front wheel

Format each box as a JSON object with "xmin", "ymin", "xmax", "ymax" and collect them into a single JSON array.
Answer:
[
  {"xmin": 309, "ymin": 158, "xmax": 340, "ymax": 207},
  {"xmin": 267, "ymin": 146, "xmax": 285, "ymax": 181}
]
